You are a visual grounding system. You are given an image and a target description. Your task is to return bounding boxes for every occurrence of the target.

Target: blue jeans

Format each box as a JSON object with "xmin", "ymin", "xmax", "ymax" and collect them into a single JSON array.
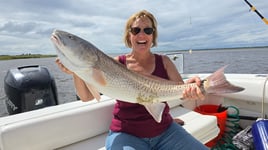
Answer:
[{"xmin": 105, "ymin": 122, "xmax": 209, "ymax": 150}]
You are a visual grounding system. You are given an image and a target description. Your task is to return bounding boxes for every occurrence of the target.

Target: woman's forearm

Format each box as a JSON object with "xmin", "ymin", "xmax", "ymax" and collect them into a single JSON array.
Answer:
[{"xmin": 73, "ymin": 74, "xmax": 95, "ymax": 101}]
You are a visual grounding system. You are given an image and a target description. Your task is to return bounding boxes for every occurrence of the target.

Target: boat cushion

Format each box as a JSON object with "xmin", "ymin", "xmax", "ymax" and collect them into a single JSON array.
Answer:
[
  {"xmin": 58, "ymin": 106, "xmax": 219, "ymax": 150},
  {"xmin": 0, "ymin": 96, "xmax": 219, "ymax": 150}
]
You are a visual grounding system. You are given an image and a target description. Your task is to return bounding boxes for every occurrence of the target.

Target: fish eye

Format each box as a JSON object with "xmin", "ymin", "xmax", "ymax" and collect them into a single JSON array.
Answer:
[{"xmin": 68, "ymin": 34, "xmax": 74, "ymax": 40}]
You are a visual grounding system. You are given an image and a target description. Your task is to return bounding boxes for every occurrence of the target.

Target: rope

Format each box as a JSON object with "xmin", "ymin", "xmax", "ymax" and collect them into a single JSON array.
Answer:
[
  {"xmin": 211, "ymin": 106, "xmax": 241, "ymax": 150},
  {"xmin": 208, "ymin": 75, "xmax": 268, "ymax": 149},
  {"xmin": 261, "ymin": 76, "xmax": 268, "ymax": 119}
]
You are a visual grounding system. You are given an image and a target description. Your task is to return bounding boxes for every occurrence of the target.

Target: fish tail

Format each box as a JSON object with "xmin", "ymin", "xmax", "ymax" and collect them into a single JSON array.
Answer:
[{"xmin": 203, "ymin": 66, "xmax": 244, "ymax": 94}]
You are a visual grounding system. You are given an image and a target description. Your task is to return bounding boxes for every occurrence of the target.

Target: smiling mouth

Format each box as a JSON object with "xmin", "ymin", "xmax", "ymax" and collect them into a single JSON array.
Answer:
[{"xmin": 137, "ymin": 40, "xmax": 147, "ymax": 44}]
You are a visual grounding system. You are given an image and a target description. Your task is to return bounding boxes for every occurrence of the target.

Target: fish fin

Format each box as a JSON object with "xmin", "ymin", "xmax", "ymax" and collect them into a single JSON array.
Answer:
[
  {"xmin": 144, "ymin": 103, "xmax": 166, "ymax": 123},
  {"xmin": 204, "ymin": 65, "xmax": 244, "ymax": 94},
  {"xmin": 92, "ymin": 68, "xmax": 107, "ymax": 86},
  {"xmin": 85, "ymin": 83, "xmax": 101, "ymax": 101}
]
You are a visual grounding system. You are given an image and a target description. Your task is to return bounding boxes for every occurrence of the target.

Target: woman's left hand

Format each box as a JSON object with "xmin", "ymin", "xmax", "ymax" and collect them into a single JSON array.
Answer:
[{"xmin": 182, "ymin": 76, "xmax": 205, "ymax": 100}]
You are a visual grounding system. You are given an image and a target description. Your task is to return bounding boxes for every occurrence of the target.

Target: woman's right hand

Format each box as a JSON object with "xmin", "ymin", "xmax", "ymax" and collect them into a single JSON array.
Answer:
[
  {"xmin": 55, "ymin": 58, "xmax": 94, "ymax": 101},
  {"xmin": 55, "ymin": 58, "xmax": 74, "ymax": 75}
]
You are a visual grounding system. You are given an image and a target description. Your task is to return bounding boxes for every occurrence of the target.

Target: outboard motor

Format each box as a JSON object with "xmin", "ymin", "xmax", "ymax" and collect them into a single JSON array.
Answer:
[{"xmin": 4, "ymin": 65, "xmax": 58, "ymax": 115}]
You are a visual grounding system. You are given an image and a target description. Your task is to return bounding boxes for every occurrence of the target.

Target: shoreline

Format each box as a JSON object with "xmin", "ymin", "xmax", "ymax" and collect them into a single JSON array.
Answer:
[
  {"xmin": 1, "ymin": 46, "xmax": 267, "ymax": 60},
  {"xmin": 111, "ymin": 46, "xmax": 268, "ymax": 56},
  {"xmin": 155, "ymin": 46, "xmax": 268, "ymax": 53},
  {"xmin": 0, "ymin": 54, "xmax": 57, "ymax": 61}
]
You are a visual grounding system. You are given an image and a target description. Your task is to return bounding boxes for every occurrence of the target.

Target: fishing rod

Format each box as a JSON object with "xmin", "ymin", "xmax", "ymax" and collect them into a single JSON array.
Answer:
[{"xmin": 243, "ymin": 0, "xmax": 268, "ymax": 25}]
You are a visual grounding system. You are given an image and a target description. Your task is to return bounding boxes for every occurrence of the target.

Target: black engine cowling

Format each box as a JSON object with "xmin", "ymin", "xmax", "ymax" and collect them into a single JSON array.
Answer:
[{"xmin": 4, "ymin": 65, "xmax": 58, "ymax": 114}]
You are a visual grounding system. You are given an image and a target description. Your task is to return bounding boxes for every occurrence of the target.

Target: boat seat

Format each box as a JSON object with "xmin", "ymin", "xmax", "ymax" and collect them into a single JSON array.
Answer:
[
  {"xmin": 58, "ymin": 106, "xmax": 219, "ymax": 150},
  {"xmin": 0, "ymin": 96, "xmax": 219, "ymax": 150}
]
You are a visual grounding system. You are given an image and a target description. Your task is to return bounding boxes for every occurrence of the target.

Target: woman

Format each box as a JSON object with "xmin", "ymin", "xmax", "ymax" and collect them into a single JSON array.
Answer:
[{"xmin": 56, "ymin": 10, "xmax": 208, "ymax": 150}]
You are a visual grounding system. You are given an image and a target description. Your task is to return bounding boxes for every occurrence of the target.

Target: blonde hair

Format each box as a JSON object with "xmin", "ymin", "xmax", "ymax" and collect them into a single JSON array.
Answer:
[{"xmin": 123, "ymin": 10, "xmax": 158, "ymax": 48}]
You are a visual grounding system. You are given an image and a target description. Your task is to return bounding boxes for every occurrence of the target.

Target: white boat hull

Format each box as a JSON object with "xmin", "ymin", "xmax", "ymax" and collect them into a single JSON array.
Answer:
[{"xmin": 0, "ymin": 74, "xmax": 267, "ymax": 150}]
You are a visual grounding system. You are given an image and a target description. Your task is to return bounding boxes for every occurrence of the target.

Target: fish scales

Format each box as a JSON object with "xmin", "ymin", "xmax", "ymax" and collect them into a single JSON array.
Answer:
[
  {"xmin": 94, "ymin": 50, "xmax": 179, "ymax": 103},
  {"xmin": 51, "ymin": 29, "xmax": 244, "ymax": 123}
]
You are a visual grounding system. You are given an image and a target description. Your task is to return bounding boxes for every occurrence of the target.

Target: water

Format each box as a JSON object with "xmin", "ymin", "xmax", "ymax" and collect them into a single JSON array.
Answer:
[
  {"xmin": 0, "ymin": 57, "xmax": 77, "ymax": 117},
  {"xmin": 0, "ymin": 47, "xmax": 267, "ymax": 117},
  {"xmin": 182, "ymin": 47, "xmax": 268, "ymax": 74}
]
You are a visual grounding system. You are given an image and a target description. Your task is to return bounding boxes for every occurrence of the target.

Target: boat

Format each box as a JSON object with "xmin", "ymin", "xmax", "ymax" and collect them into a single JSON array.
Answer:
[{"xmin": 0, "ymin": 53, "xmax": 267, "ymax": 150}]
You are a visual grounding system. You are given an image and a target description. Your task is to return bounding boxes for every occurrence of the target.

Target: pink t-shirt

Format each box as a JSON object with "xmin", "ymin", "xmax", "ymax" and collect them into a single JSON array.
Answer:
[{"xmin": 110, "ymin": 54, "xmax": 173, "ymax": 138}]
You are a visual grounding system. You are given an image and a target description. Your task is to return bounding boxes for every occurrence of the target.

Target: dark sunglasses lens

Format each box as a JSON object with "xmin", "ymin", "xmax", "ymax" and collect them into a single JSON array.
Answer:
[
  {"xmin": 131, "ymin": 27, "xmax": 141, "ymax": 35},
  {"xmin": 130, "ymin": 27, "xmax": 154, "ymax": 35},
  {"xmin": 144, "ymin": 28, "xmax": 154, "ymax": 35}
]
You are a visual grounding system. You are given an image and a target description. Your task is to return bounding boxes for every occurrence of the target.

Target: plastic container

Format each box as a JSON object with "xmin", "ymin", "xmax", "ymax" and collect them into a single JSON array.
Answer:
[
  {"xmin": 252, "ymin": 119, "xmax": 268, "ymax": 150},
  {"xmin": 194, "ymin": 104, "xmax": 227, "ymax": 147}
]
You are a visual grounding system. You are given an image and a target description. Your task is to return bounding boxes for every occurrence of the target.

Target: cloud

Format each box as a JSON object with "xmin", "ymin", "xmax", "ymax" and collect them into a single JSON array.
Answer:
[{"xmin": 0, "ymin": 0, "xmax": 268, "ymax": 55}]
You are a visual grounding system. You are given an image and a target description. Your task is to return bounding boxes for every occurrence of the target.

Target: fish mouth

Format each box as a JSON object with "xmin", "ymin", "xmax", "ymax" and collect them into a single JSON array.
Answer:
[
  {"xmin": 50, "ymin": 31, "xmax": 61, "ymax": 47},
  {"xmin": 50, "ymin": 31, "xmax": 66, "ymax": 57}
]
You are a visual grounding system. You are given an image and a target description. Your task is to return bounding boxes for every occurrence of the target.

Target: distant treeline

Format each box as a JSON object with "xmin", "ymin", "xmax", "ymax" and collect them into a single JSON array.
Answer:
[{"xmin": 0, "ymin": 54, "xmax": 57, "ymax": 60}]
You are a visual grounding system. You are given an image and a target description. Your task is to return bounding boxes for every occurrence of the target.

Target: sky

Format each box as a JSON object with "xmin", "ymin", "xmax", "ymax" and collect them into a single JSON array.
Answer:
[{"xmin": 0, "ymin": 0, "xmax": 268, "ymax": 55}]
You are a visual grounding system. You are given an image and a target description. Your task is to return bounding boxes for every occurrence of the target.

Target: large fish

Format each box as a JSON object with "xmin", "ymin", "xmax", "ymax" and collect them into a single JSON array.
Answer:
[{"xmin": 51, "ymin": 30, "xmax": 244, "ymax": 123}]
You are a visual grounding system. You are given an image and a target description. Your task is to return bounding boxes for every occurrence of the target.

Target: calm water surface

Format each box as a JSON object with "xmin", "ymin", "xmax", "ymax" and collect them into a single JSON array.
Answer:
[
  {"xmin": 0, "ymin": 47, "xmax": 267, "ymax": 116},
  {"xmin": 182, "ymin": 48, "xmax": 268, "ymax": 74}
]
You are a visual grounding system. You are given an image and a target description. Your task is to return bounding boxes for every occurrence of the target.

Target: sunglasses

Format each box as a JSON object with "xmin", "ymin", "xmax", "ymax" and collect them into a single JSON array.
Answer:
[{"xmin": 129, "ymin": 27, "xmax": 154, "ymax": 35}]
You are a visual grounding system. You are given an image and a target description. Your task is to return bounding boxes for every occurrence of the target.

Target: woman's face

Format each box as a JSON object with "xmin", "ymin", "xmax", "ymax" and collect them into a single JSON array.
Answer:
[{"xmin": 129, "ymin": 17, "xmax": 154, "ymax": 53}]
